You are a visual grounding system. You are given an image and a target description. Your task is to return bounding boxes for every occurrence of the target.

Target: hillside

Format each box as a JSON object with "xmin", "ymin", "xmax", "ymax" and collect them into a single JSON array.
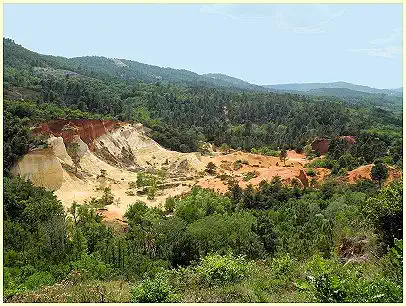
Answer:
[
  {"xmin": 3, "ymin": 37, "xmax": 403, "ymax": 304},
  {"xmin": 4, "ymin": 38, "xmax": 265, "ymax": 92}
]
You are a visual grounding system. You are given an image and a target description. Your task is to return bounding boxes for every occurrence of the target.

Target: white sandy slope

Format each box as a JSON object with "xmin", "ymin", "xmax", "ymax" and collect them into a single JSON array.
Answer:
[{"xmin": 12, "ymin": 124, "xmax": 205, "ymax": 219}]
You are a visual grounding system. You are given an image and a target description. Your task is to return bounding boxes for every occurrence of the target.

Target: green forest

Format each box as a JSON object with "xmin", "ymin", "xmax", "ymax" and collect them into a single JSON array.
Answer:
[{"xmin": 3, "ymin": 37, "xmax": 403, "ymax": 302}]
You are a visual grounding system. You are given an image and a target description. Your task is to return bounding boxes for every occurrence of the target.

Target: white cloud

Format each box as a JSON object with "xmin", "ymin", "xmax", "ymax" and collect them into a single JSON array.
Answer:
[
  {"xmin": 370, "ymin": 27, "xmax": 401, "ymax": 46},
  {"xmin": 273, "ymin": 7, "xmax": 345, "ymax": 35},
  {"xmin": 199, "ymin": 4, "xmax": 265, "ymax": 23},
  {"xmin": 199, "ymin": 4, "xmax": 345, "ymax": 28},
  {"xmin": 350, "ymin": 46, "xmax": 402, "ymax": 59},
  {"xmin": 350, "ymin": 28, "xmax": 402, "ymax": 58}
]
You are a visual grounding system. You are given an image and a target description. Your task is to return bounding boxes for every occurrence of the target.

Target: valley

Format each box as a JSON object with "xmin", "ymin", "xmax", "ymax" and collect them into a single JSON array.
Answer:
[{"xmin": 3, "ymin": 11, "xmax": 403, "ymax": 302}]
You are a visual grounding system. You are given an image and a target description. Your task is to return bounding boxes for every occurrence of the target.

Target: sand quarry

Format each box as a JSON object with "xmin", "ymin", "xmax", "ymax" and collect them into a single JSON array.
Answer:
[{"xmin": 11, "ymin": 121, "xmax": 399, "ymax": 223}]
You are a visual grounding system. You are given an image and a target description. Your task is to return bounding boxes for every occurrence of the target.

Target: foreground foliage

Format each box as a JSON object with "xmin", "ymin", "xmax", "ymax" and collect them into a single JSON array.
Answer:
[{"xmin": 3, "ymin": 175, "xmax": 403, "ymax": 302}]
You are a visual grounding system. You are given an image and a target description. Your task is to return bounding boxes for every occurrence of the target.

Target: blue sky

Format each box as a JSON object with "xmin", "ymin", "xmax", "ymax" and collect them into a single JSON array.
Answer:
[{"xmin": 4, "ymin": 4, "xmax": 403, "ymax": 89}]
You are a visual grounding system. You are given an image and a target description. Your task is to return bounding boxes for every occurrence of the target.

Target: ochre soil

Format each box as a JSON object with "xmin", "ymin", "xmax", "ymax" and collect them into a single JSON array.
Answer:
[{"xmin": 197, "ymin": 150, "xmax": 329, "ymax": 194}]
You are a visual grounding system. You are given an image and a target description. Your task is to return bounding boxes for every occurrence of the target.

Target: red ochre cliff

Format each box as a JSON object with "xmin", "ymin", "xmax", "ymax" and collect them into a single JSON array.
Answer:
[
  {"xmin": 311, "ymin": 136, "xmax": 356, "ymax": 154},
  {"xmin": 31, "ymin": 119, "xmax": 125, "ymax": 150}
]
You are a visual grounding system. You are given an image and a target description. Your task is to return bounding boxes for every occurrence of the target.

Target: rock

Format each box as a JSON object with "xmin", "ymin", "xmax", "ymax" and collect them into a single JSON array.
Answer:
[
  {"xmin": 48, "ymin": 136, "xmax": 73, "ymax": 166},
  {"xmin": 11, "ymin": 148, "xmax": 64, "ymax": 190},
  {"xmin": 296, "ymin": 169, "xmax": 309, "ymax": 188},
  {"xmin": 311, "ymin": 137, "xmax": 330, "ymax": 154}
]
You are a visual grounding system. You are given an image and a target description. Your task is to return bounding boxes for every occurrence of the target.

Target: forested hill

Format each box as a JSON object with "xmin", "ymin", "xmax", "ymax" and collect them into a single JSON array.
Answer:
[
  {"xmin": 4, "ymin": 37, "xmax": 402, "ymax": 111},
  {"xmin": 3, "ymin": 38, "xmax": 266, "ymax": 91},
  {"xmin": 3, "ymin": 36, "xmax": 402, "ymax": 170}
]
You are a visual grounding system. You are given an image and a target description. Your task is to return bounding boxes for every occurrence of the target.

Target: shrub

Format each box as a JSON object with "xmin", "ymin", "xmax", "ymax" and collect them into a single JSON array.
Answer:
[
  {"xmin": 137, "ymin": 173, "xmax": 159, "ymax": 187},
  {"xmin": 301, "ymin": 254, "xmax": 403, "ymax": 303},
  {"xmin": 195, "ymin": 253, "xmax": 251, "ymax": 286},
  {"xmin": 303, "ymin": 145, "xmax": 313, "ymax": 156},
  {"xmin": 243, "ymin": 171, "xmax": 259, "ymax": 181},
  {"xmin": 371, "ymin": 162, "xmax": 389, "ymax": 186},
  {"xmin": 131, "ymin": 272, "xmax": 179, "ymax": 302},
  {"xmin": 305, "ymin": 157, "xmax": 332, "ymax": 169},
  {"xmin": 70, "ymin": 253, "xmax": 115, "ymax": 280},
  {"xmin": 233, "ymin": 160, "xmax": 243, "ymax": 170},
  {"xmin": 174, "ymin": 187, "xmax": 230, "ymax": 223},
  {"xmin": 186, "ymin": 212, "xmax": 265, "ymax": 259},
  {"xmin": 268, "ymin": 253, "xmax": 295, "ymax": 278},
  {"xmin": 306, "ymin": 168, "xmax": 317, "ymax": 176},
  {"xmin": 147, "ymin": 184, "xmax": 157, "ymax": 200},
  {"xmin": 128, "ymin": 181, "xmax": 137, "ymax": 189},
  {"xmin": 364, "ymin": 180, "xmax": 402, "ymax": 250},
  {"xmin": 24, "ymin": 271, "xmax": 55, "ymax": 290},
  {"xmin": 337, "ymin": 167, "xmax": 348, "ymax": 177},
  {"xmin": 251, "ymin": 147, "xmax": 280, "ymax": 157},
  {"xmin": 205, "ymin": 162, "xmax": 217, "ymax": 175},
  {"xmin": 164, "ymin": 196, "xmax": 176, "ymax": 213}
]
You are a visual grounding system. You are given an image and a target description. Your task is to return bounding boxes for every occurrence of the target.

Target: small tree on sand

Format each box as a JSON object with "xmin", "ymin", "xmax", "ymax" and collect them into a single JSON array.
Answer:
[
  {"xmin": 279, "ymin": 149, "xmax": 288, "ymax": 167},
  {"xmin": 371, "ymin": 161, "xmax": 389, "ymax": 187},
  {"xmin": 205, "ymin": 162, "xmax": 217, "ymax": 175}
]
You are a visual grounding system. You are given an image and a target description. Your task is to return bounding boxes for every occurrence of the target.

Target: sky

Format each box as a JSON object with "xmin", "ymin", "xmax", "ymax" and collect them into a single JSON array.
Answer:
[{"xmin": 4, "ymin": 4, "xmax": 403, "ymax": 89}]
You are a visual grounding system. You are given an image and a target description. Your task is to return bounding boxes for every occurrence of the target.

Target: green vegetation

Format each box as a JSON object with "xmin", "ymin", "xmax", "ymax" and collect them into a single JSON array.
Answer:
[
  {"xmin": 243, "ymin": 171, "xmax": 259, "ymax": 181},
  {"xmin": 251, "ymin": 146, "xmax": 280, "ymax": 157},
  {"xmin": 2, "ymin": 37, "xmax": 403, "ymax": 303},
  {"xmin": 4, "ymin": 38, "xmax": 403, "ymax": 164},
  {"xmin": 371, "ymin": 161, "xmax": 389, "ymax": 187},
  {"xmin": 4, "ymin": 173, "xmax": 403, "ymax": 302}
]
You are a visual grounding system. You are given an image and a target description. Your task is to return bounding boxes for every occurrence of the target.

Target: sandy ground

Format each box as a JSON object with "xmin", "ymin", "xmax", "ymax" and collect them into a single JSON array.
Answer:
[
  {"xmin": 197, "ymin": 150, "xmax": 329, "ymax": 194},
  {"xmin": 55, "ymin": 149, "xmax": 322, "ymax": 222}
]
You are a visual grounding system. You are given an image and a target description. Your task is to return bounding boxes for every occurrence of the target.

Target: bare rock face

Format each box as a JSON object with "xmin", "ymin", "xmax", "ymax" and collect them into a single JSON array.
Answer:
[
  {"xmin": 32, "ymin": 119, "xmax": 123, "ymax": 150},
  {"xmin": 48, "ymin": 136, "xmax": 73, "ymax": 166},
  {"xmin": 11, "ymin": 148, "xmax": 64, "ymax": 190},
  {"xmin": 296, "ymin": 169, "xmax": 309, "ymax": 188},
  {"xmin": 311, "ymin": 138, "xmax": 330, "ymax": 154},
  {"xmin": 311, "ymin": 136, "xmax": 357, "ymax": 154},
  {"xmin": 71, "ymin": 135, "xmax": 90, "ymax": 158}
]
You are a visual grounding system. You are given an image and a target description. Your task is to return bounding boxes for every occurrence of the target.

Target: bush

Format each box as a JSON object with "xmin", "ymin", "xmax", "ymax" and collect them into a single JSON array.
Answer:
[
  {"xmin": 371, "ymin": 162, "xmax": 389, "ymax": 186},
  {"xmin": 301, "ymin": 254, "xmax": 403, "ymax": 303},
  {"xmin": 268, "ymin": 253, "xmax": 295, "ymax": 278},
  {"xmin": 305, "ymin": 157, "xmax": 332, "ymax": 169},
  {"xmin": 243, "ymin": 171, "xmax": 259, "ymax": 181},
  {"xmin": 306, "ymin": 168, "xmax": 317, "ymax": 176},
  {"xmin": 195, "ymin": 253, "xmax": 251, "ymax": 286},
  {"xmin": 303, "ymin": 145, "xmax": 313, "ymax": 156},
  {"xmin": 137, "ymin": 172, "xmax": 160, "ymax": 187},
  {"xmin": 164, "ymin": 196, "xmax": 176, "ymax": 213},
  {"xmin": 233, "ymin": 160, "xmax": 243, "ymax": 170},
  {"xmin": 24, "ymin": 271, "xmax": 55, "ymax": 290},
  {"xmin": 131, "ymin": 272, "xmax": 179, "ymax": 302},
  {"xmin": 174, "ymin": 187, "xmax": 231, "ymax": 223},
  {"xmin": 70, "ymin": 253, "xmax": 115, "ymax": 280},
  {"xmin": 363, "ymin": 180, "xmax": 402, "ymax": 250},
  {"xmin": 251, "ymin": 147, "xmax": 280, "ymax": 157},
  {"xmin": 205, "ymin": 162, "xmax": 217, "ymax": 175},
  {"xmin": 186, "ymin": 212, "xmax": 265, "ymax": 259},
  {"xmin": 147, "ymin": 184, "xmax": 157, "ymax": 200},
  {"xmin": 337, "ymin": 167, "xmax": 348, "ymax": 177}
]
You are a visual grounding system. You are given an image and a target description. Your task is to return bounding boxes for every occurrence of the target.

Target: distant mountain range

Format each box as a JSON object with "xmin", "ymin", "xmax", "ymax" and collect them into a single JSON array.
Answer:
[{"xmin": 263, "ymin": 82, "xmax": 402, "ymax": 97}]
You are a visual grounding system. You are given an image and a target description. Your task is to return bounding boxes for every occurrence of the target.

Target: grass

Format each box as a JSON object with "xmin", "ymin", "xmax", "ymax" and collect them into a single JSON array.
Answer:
[{"xmin": 6, "ymin": 279, "xmax": 131, "ymax": 303}]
